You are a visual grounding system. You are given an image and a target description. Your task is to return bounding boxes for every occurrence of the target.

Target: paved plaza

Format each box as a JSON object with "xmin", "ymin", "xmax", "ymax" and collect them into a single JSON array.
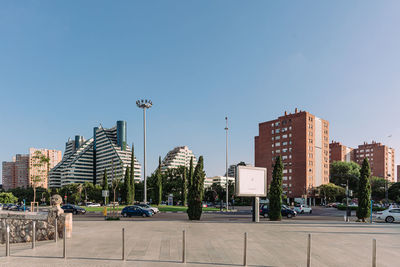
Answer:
[{"xmin": 0, "ymin": 212, "xmax": 399, "ymax": 267}]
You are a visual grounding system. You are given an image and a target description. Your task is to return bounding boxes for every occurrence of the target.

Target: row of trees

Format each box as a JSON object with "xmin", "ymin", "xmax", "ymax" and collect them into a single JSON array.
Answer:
[{"xmin": 328, "ymin": 161, "xmax": 400, "ymax": 202}]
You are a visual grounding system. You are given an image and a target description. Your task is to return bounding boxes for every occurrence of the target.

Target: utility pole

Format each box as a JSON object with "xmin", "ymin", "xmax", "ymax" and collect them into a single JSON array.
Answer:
[{"xmin": 225, "ymin": 117, "xmax": 229, "ymax": 211}]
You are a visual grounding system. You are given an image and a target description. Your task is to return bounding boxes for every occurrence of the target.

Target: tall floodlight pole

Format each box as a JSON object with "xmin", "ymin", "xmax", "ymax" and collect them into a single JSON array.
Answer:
[
  {"xmin": 225, "ymin": 117, "xmax": 229, "ymax": 211},
  {"xmin": 136, "ymin": 99, "xmax": 153, "ymax": 203}
]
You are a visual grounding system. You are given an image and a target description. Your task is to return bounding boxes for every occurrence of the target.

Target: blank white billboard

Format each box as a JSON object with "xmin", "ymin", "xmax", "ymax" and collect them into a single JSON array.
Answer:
[{"xmin": 236, "ymin": 166, "xmax": 267, "ymax": 197}]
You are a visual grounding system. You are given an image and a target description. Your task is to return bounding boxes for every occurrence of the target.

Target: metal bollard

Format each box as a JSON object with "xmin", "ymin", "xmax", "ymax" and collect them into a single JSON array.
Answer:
[
  {"xmin": 243, "ymin": 232, "xmax": 248, "ymax": 266},
  {"xmin": 63, "ymin": 224, "xmax": 67, "ymax": 259},
  {"xmin": 55, "ymin": 218, "xmax": 58, "ymax": 243},
  {"xmin": 32, "ymin": 221, "xmax": 36, "ymax": 249},
  {"xmin": 372, "ymin": 239, "xmax": 376, "ymax": 267},
  {"xmin": 182, "ymin": 230, "xmax": 186, "ymax": 263},
  {"xmin": 6, "ymin": 224, "xmax": 10, "ymax": 257},
  {"xmin": 122, "ymin": 228, "xmax": 125, "ymax": 261},
  {"xmin": 307, "ymin": 234, "xmax": 311, "ymax": 267}
]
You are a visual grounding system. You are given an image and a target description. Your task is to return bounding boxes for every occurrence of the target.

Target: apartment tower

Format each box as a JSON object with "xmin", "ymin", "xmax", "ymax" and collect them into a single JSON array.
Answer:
[
  {"xmin": 353, "ymin": 141, "xmax": 395, "ymax": 182},
  {"xmin": 2, "ymin": 154, "xmax": 29, "ymax": 190},
  {"xmin": 255, "ymin": 109, "xmax": 329, "ymax": 199},
  {"xmin": 329, "ymin": 141, "xmax": 354, "ymax": 163}
]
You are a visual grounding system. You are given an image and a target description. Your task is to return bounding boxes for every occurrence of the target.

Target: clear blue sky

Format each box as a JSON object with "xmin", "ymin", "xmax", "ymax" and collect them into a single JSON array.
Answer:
[{"xmin": 1, "ymin": 1, "xmax": 400, "ymax": 182}]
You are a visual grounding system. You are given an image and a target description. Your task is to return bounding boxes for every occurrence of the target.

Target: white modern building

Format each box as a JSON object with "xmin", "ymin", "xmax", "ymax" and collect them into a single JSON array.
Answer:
[
  {"xmin": 49, "ymin": 121, "xmax": 141, "ymax": 188},
  {"xmin": 160, "ymin": 146, "xmax": 197, "ymax": 172},
  {"xmin": 204, "ymin": 176, "xmax": 235, "ymax": 189}
]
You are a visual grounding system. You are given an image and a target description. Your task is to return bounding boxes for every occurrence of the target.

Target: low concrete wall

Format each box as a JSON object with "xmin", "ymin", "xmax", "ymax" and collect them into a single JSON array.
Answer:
[{"xmin": 0, "ymin": 209, "xmax": 72, "ymax": 244}]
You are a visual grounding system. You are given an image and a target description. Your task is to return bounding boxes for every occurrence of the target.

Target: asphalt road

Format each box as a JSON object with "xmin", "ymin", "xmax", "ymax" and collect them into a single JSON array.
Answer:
[{"xmin": 73, "ymin": 206, "xmax": 350, "ymax": 222}]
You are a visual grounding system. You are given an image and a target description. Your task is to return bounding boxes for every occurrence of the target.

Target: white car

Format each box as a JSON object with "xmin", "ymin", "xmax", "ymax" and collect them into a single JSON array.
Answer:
[
  {"xmin": 86, "ymin": 202, "xmax": 101, "ymax": 207},
  {"xmin": 374, "ymin": 208, "xmax": 400, "ymax": 223},
  {"xmin": 138, "ymin": 204, "xmax": 159, "ymax": 214},
  {"xmin": 294, "ymin": 204, "xmax": 312, "ymax": 214}
]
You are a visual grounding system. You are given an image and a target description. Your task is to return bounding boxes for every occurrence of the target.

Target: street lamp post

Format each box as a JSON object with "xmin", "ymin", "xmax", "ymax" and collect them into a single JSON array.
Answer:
[
  {"xmin": 225, "ymin": 117, "xmax": 229, "ymax": 211},
  {"xmin": 136, "ymin": 99, "xmax": 153, "ymax": 203},
  {"xmin": 386, "ymin": 174, "xmax": 390, "ymax": 203}
]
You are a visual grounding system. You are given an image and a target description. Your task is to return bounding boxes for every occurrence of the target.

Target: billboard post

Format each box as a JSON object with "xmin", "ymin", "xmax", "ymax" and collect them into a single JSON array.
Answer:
[{"xmin": 236, "ymin": 166, "xmax": 267, "ymax": 223}]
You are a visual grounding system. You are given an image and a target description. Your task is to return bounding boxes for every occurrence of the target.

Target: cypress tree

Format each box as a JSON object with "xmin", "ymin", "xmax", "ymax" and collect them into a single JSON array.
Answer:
[
  {"xmin": 187, "ymin": 156, "xmax": 205, "ymax": 220},
  {"xmin": 156, "ymin": 156, "xmax": 162, "ymax": 205},
  {"xmin": 130, "ymin": 144, "xmax": 136, "ymax": 204},
  {"xmin": 357, "ymin": 158, "xmax": 371, "ymax": 222},
  {"xmin": 102, "ymin": 170, "xmax": 109, "ymax": 204},
  {"xmin": 269, "ymin": 156, "xmax": 283, "ymax": 221},
  {"xmin": 188, "ymin": 157, "xmax": 194, "ymax": 189},
  {"xmin": 123, "ymin": 166, "xmax": 131, "ymax": 204},
  {"xmin": 182, "ymin": 166, "xmax": 187, "ymax": 206}
]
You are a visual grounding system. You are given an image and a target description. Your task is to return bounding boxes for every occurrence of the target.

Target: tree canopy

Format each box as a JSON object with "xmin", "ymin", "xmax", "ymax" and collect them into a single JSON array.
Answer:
[{"xmin": 330, "ymin": 161, "xmax": 360, "ymax": 192}]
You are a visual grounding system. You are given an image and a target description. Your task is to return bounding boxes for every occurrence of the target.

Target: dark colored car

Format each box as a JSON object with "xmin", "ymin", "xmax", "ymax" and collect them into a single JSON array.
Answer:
[
  {"xmin": 259, "ymin": 205, "xmax": 297, "ymax": 218},
  {"xmin": 61, "ymin": 204, "xmax": 86, "ymax": 215},
  {"xmin": 6, "ymin": 204, "xmax": 18, "ymax": 210},
  {"xmin": 121, "ymin": 206, "xmax": 153, "ymax": 218}
]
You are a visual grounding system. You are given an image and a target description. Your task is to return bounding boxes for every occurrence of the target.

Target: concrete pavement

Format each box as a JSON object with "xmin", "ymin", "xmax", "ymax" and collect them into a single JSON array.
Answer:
[{"xmin": 0, "ymin": 213, "xmax": 399, "ymax": 266}]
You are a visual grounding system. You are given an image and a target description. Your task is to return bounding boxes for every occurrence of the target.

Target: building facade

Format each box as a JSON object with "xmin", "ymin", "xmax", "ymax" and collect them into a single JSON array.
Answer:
[
  {"xmin": 160, "ymin": 146, "xmax": 197, "ymax": 173},
  {"xmin": 2, "ymin": 154, "xmax": 30, "ymax": 190},
  {"xmin": 29, "ymin": 148, "xmax": 62, "ymax": 189},
  {"xmin": 329, "ymin": 141, "xmax": 354, "ymax": 163},
  {"xmin": 49, "ymin": 121, "xmax": 141, "ymax": 188},
  {"xmin": 353, "ymin": 141, "xmax": 395, "ymax": 182},
  {"xmin": 2, "ymin": 149, "xmax": 61, "ymax": 190},
  {"xmin": 255, "ymin": 109, "xmax": 330, "ymax": 199},
  {"xmin": 204, "ymin": 176, "xmax": 235, "ymax": 188}
]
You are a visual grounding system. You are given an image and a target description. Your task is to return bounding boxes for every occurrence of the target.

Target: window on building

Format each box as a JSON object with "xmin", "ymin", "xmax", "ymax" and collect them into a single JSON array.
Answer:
[
  {"xmin": 282, "ymin": 134, "xmax": 287, "ymax": 139},
  {"xmin": 275, "ymin": 142, "xmax": 280, "ymax": 146}
]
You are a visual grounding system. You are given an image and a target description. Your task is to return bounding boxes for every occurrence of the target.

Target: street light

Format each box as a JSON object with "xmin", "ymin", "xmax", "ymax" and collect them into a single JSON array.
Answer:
[
  {"xmin": 225, "ymin": 117, "xmax": 229, "ymax": 211},
  {"xmin": 136, "ymin": 99, "xmax": 153, "ymax": 203}
]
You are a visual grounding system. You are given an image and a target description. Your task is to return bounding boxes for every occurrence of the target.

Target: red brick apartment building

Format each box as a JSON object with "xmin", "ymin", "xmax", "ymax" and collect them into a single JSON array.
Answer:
[
  {"xmin": 255, "ymin": 109, "xmax": 329, "ymax": 199},
  {"xmin": 353, "ymin": 142, "xmax": 395, "ymax": 182},
  {"xmin": 329, "ymin": 141, "xmax": 396, "ymax": 182},
  {"xmin": 329, "ymin": 141, "xmax": 354, "ymax": 163}
]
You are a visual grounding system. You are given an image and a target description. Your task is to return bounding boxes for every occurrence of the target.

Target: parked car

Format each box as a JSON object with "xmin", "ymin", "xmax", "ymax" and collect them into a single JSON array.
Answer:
[
  {"xmin": 121, "ymin": 206, "xmax": 153, "ymax": 217},
  {"xmin": 86, "ymin": 202, "xmax": 101, "ymax": 207},
  {"xmin": 7, "ymin": 204, "xmax": 18, "ymax": 211},
  {"xmin": 61, "ymin": 204, "xmax": 86, "ymax": 215},
  {"xmin": 374, "ymin": 208, "xmax": 400, "ymax": 223},
  {"xmin": 260, "ymin": 204, "xmax": 297, "ymax": 218},
  {"xmin": 215, "ymin": 203, "xmax": 227, "ymax": 209},
  {"xmin": 137, "ymin": 204, "xmax": 159, "ymax": 214},
  {"xmin": 294, "ymin": 204, "xmax": 312, "ymax": 214}
]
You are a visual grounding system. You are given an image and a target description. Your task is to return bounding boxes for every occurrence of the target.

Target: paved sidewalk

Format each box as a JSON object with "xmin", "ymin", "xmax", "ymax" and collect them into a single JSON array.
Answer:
[{"xmin": 0, "ymin": 219, "xmax": 399, "ymax": 266}]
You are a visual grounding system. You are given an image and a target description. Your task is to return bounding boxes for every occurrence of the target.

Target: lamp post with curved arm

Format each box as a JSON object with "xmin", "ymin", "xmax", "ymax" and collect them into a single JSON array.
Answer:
[{"xmin": 136, "ymin": 99, "xmax": 153, "ymax": 203}]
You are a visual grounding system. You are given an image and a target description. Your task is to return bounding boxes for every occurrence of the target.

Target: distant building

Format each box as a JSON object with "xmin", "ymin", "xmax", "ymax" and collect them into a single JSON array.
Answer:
[
  {"xmin": 49, "ymin": 121, "xmax": 141, "ymax": 188},
  {"xmin": 255, "ymin": 109, "xmax": 330, "ymax": 199},
  {"xmin": 330, "ymin": 141, "xmax": 396, "ymax": 182},
  {"xmin": 329, "ymin": 141, "xmax": 354, "ymax": 163},
  {"xmin": 204, "ymin": 176, "xmax": 235, "ymax": 189},
  {"xmin": 397, "ymin": 165, "xmax": 400, "ymax": 182},
  {"xmin": 160, "ymin": 146, "xmax": 197, "ymax": 173},
  {"xmin": 2, "ymin": 154, "xmax": 29, "ymax": 190},
  {"xmin": 2, "ymin": 149, "xmax": 61, "ymax": 190},
  {"xmin": 353, "ymin": 141, "xmax": 395, "ymax": 182},
  {"xmin": 29, "ymin": 148, "xmax": 62, "ymax": 189}
]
